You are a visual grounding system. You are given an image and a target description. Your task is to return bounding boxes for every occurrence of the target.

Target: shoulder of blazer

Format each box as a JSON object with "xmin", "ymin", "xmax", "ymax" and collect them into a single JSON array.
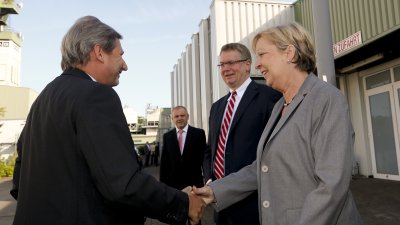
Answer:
[
  {"xmin": 214, "ymin": 92, "xmax": 231, "ymax": 105},
  {"xmin": 164, "ymin": 128, "xmax": 177, "ymax": 138},
  {"xmin": 188, "ymin": 126, "xmax": 205, "ymax": 135},
  {"xmin": 61, "ymin": 68, "xmax": 93, "ymax": 81},
  {"xmin": 210, "ymin": 92, "xmax": 230, "ymax": 115}
]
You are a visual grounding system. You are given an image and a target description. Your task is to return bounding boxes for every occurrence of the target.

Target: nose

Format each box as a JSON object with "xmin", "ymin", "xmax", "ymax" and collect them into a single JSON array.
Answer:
[
  {"xmin": 255, "ymin": 58, "xmax": 261, "ymax": 70},
  {"xmin": 122, "ymin": 61, "xmax": 128, "ymax": 71}
]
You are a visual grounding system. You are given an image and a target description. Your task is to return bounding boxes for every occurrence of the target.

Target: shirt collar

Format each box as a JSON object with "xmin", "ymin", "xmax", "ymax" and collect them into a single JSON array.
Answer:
[
  {"xmin": 229, "ymin": 77, "xmax": 251, "ymax": 99},
  {"xmin": 176, "ymin": 124, "xmax": 189, "ymax": 133},
  {"xmin": 86, "ymin": 73, "xmax": 97, "ymax": 82}
]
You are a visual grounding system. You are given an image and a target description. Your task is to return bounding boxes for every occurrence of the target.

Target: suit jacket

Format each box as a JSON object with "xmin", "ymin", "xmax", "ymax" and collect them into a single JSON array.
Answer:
[
  {"xmin": 210, "ymin": 74, "xmax": 362, "ymax": 225},
  {"xmin": 160, "ymin": 126, "xmax": 206, "ymax": 190},
  {"xmin": 11, "ymin": 68, "xmax": 189, "ymax": 225},
  {"xmin": 204, "ymin": 80, "xmax": 280, "ymax": 225}
]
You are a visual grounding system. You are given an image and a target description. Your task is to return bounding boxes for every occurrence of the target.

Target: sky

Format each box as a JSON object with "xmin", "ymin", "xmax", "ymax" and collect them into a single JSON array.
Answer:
[
  {"xmin": 9, "ymin": 0, "xmax": 294, "ymax": 116},
  {"xmin": 9, "ymin": 0, "xmax": 211, "ymax": 116}
]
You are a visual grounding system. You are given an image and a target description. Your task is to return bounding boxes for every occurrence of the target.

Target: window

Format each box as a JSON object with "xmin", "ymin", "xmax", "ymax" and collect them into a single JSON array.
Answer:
[
  {"xmin": 394, "ymin": 65, "xmax": 400, "ymax": 82},
  {"xmin": 365, "ymin": 70, "xmax": 391, "ymax": 90}
]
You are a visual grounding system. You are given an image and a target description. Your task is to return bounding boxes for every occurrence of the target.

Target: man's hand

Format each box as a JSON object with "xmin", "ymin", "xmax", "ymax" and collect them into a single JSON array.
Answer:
[
  {"xmin": 187, "ymin": 191, "xmax": 206, "ymax": 225},
  {"xmin": 182, "ymin": 186, "xmax": 192, "ymax": 194},
  {"xmin": 193, "ymin": 185, "xmax": 215, "ymax": 205}
]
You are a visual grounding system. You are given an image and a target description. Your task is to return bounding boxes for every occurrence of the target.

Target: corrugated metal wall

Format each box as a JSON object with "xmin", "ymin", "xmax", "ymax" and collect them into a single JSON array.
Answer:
[
  {"xmin": 218, "ymin": 1, "xmax": 293, "ymax": 43},
  {"xmin": 198, "ymin": 18, "xmax": 212, "ymax": 132},
  {"xmin": 295, "ymin": 0, "xmax": 400, "ymax": 44},
  {"xmin": 190, "ymin": 33, "xmax": 203, "ymax": 128}
]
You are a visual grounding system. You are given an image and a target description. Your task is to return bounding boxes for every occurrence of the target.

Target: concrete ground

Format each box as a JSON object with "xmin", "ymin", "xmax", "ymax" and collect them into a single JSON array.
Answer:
[
  {"xmin": 1, "ymin": 167, "xmax": 399, "ymax": 225},
  {"xmin": 350, "ymin": 175, "xmax": 400, "ymax": 225}
]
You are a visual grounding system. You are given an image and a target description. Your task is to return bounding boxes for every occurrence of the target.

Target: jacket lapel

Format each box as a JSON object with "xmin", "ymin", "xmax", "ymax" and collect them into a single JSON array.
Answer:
[
  {"xmin": 182, "ymin": 126, "xmax": 192, "ymax": 156},
  {"xmin": 169, "ymin": 128, "xmax": 182, "ymax": 157},
  {"xmin": 260, "ymin": 74, "xmax": 319, "ymax": 155},
  {"xmin": 229, "ymin": 81, "xmax": 257, "ymax": 131},
  {"xmin": 212, "ymin": 94, "xmax": 230, "ymax": 155},
  {"xmin": 256, "ymin": 97, "xmax": 283, "ymax": 160}
]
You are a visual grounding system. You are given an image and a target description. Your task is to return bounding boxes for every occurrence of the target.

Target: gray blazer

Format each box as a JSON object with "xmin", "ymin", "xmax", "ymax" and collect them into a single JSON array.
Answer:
[{"xmin": 210, "ymin": 74, "xmax": 362, "ymax": 225}]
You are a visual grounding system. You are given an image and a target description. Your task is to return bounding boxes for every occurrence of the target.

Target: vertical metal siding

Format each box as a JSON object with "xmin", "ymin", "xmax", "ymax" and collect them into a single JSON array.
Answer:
[
  {"xmin": 185, "ymin": 44, "xmax": 194, "ymax": 125},
  {"xmin": 179, "ymin": 57, "xmax": 184, "ymax": 105},
  {"xmin": 219, "ymin": 1, "xmax": 293, "ymax": 44},
  {"xmin": 396, "ymin": 0, "xmax": 400, "ymax": 24},
  {"xmin": 171, "ymin": 70, "xmax": 175, "ymax": 107},
  {"xmin": 198, "ymin": 18, "xmax": 212, "ymax": 133},
  {"xmin": 294, "ymin": 0, "xmax": 314, "ymax": 35},
  {"xmin": 191, "ymin": 33, "xmax": 202, "ymax": 128},
  {"xmin": 295, "ymin": 0, "xmax": 400, "ymax": 44}
]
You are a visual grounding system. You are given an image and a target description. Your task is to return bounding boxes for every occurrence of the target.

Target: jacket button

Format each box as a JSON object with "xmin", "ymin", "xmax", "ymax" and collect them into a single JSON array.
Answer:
[
  {"xmin": 261, "ymin": 165, "xmax": 269, "ymax": 172},
  {"xmin": 262, "ymin": 200, "xmax": 270, "ymax": 208}
]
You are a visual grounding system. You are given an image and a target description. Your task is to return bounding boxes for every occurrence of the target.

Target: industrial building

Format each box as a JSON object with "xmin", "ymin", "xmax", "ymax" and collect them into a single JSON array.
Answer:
[
  {"xmin": 170, "ymin": 0, "xmax": 400, "ymax": 181},
  {"xmin": 0, "ymin": 1, "xmax": 37, "ymax": 161}
]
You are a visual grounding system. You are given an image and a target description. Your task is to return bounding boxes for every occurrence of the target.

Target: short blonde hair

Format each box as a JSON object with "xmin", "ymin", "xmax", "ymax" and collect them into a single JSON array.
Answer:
[{"xmin": 252, "ymin": 22, "xmax": 316, "ymax": 73}]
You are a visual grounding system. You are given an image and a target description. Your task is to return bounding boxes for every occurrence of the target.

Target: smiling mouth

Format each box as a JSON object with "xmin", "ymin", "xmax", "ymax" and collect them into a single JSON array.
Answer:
[{"xmin": 224, "ymin": 73, "xmax": 235, "ymax": 78}]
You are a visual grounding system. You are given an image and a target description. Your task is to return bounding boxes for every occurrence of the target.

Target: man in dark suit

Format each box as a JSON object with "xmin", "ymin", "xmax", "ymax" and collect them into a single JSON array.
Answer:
[
  {"xmin": 10, "ymin": 16, "xmax": 204, "ymax": 225},
  {"xmin": 203, "ymin": 43, "xmax": 280, "ymax": 225},
  {"xmin": 160, "ymin": 106, "xmax": 206, "ymax": 190}
]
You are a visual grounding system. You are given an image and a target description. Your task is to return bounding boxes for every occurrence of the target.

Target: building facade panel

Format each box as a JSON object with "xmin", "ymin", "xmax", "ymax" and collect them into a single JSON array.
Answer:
[
  {"xmin": 180, "ymin": 53, "xmax": 186, "ymax": 106},
  {"xmin": 170, "ymin": 71, "xmax": 176, "ymax": 107},
  {"xmin": 0, "ymin": 86, "xmax": 38, "ymax": 120},
  {"xmin": 0, "ymin": 38, "xmax": 21, "ymax": 86},
  {"xmin": 199, "ymin": 18, "xmax": 212, "ymax": 134},
  {"xmin": 180, "ymin": 57, "xmax": 185, "ymax": 105},
  {"xmin": 191, "ymin": 33, "xmax": 202, "ymax": 128},
  {"xmin": 296, "ymin": 0, "xmax": 400, "ymax": 47},
  {"xmin": 184, "ymin": 44, "xmax": 193, "ymax": 125}
]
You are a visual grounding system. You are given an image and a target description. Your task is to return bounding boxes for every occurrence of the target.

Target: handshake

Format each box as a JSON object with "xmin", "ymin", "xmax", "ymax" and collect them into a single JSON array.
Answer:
[{"xmin": 182, "ymin": 185, "xmax": 215, "ymax": 225}]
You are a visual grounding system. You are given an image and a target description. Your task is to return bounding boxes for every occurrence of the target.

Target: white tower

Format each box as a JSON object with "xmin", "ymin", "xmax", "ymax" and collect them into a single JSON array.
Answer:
[{"xmin": 0, "ymin": 1, "xmax": 23, "ymax": 87}]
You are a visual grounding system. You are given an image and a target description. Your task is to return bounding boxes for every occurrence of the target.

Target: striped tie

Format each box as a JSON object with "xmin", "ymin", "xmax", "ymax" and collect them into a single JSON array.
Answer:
[{"xmin": 214, "ymin": 91, "xmax": 237, "ymax": 179}]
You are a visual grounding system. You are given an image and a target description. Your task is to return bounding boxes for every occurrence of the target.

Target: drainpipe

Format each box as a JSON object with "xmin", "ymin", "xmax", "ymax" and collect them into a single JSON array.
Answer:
[{"xmin": 311, "ymin": 0, "xmax": 336, "ymax": 86}]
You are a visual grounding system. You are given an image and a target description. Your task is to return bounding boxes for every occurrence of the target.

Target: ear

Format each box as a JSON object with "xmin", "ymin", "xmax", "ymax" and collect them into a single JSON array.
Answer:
[
  {"xmin": 244, "ymin": 60, "xmax": 251, "ymax": 73},
  {"xmin": 286, "ymin": 44, "xmax": 296, "ymax": 63},
  {"xmin": 93, "ymin": 44, "xmax": 104, "ymax": 62}
]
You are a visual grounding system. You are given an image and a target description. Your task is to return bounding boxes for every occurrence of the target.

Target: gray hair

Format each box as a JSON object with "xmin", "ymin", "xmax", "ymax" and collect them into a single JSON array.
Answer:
[
  {"xmin": 220, "ymin": 43, "xmax": 252, "ymax": 63},
  {"xmin": 172, "ymin": 106, "xmax": 188, "ymax": 114},
  {"xmin": 60, "ymin": 16, "xmax": 122, "ymax": 70}
]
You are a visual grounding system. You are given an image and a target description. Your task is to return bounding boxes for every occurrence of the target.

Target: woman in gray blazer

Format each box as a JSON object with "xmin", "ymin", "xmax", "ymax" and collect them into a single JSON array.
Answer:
[{"xmin": 194, "ymin": 22, "xmax": 362, "ymax": 225}]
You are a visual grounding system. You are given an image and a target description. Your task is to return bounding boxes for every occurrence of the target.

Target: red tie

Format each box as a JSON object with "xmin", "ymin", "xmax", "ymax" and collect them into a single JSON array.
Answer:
[
  {"xmin": 214, "ymin": 91, "xmax": 237, "ymax": 179},
  {"xmin": 178, "ymin": 129, "xmax": 184, "ymax": 154}
]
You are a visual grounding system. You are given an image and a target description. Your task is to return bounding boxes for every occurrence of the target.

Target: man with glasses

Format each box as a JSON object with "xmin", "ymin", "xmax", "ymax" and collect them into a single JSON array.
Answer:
[{"xmin": 203, "ymin": 43, "xmax": 280, "ymax": 225}]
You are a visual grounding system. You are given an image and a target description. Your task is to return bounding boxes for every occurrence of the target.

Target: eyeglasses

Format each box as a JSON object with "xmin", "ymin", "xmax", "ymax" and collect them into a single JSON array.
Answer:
[{"xmin": 217, "ymin": 59, "xmax": 248, "ymax": 68}]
